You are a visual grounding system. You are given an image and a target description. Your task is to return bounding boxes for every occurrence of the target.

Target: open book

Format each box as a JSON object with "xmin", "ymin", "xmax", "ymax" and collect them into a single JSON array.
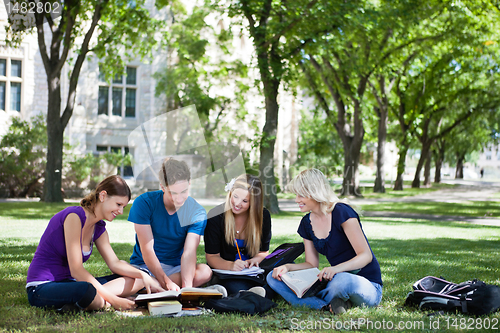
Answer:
[
  {"xmin": 281, "ymin": 267, "xmax": 327, "ymax": 299},
  {"xmin": 212, "ymin": 266, "xmax": 264, "ymax": 276},
  {"xmin": 135, "ymin": 287, "xmax": 223, "ymax": 306}
]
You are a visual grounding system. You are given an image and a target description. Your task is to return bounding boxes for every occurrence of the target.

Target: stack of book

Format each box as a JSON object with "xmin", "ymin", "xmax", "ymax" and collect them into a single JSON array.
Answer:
[{"xmin": 134, "ymin": 287, "xmax": 223, "ymax": 316}]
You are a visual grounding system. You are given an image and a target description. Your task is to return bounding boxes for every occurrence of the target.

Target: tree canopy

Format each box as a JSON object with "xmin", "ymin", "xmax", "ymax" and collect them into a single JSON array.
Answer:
[{"xmin": 6, "ymin": 0, "xmax": 163, "ymax": 202}]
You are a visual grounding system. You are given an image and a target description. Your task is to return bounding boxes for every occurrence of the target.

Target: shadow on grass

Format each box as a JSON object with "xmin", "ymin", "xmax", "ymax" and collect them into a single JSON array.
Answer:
[
  {"xmin": 364, "ymin": 216, "xmax": 500, "ymax": 229},
  {"xmin": 359, "ymin": 182, "xmax": 459, "ymax": 199},
  {"xmin": 2, "ymin": 235, "xmax": 499, "ymax": 331},
  {"xmin": 360, "ymin": 201, "xmax": 500, "ymax": 217},
  {"xmin": 271, "ymin": 211, "xmax": 304, "ymax": 218},
  {"xmin": 370, "ymin": 238, "xmax": 500, "ymax": 304},
  {"xmin": 0, "ymin": 202, "xmax": 132, "ymax": 221}
]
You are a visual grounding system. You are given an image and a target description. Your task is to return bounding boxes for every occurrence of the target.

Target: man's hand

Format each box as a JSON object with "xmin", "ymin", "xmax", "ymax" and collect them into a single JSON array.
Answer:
[
  {"xmin": 141, "ymin": 273, "xmax": 166, "ymax": 293},
  {"xmin": 162, "ymin": 276, "xmax": 181, "ymax": 291}
]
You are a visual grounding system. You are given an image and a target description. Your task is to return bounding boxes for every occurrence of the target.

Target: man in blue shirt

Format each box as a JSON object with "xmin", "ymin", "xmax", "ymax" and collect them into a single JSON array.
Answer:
[{"xmin": 129, "ymin": 158, "xmax": 212, "ymax": 290}]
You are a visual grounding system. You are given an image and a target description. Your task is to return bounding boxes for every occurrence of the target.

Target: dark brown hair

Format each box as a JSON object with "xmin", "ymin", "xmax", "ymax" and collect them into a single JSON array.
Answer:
[
  {"xmin": 159, "ymin": 158, "xmax": 191, "ymax": 187},
  {"xmin": 80, "ymin": 175, "xmax": 131, "ymax": 215}
]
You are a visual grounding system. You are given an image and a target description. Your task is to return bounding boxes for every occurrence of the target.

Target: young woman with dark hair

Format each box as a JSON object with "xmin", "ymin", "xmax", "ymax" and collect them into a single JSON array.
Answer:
[{"xmin": 26, "ymin": 175, "xmax": 164, "ymax": 312}]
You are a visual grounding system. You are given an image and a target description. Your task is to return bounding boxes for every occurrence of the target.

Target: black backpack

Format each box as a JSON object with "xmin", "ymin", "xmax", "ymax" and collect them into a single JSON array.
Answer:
[
  {"xmin": 405, "ymin": 276, "xmax": 500, "ymax": 316},
  {"xmin": 204, "ymin": 291, "xmax": 277, "ymax": 315},
  {"xmin": 259, "ymin": 242, "xmax": 305, "ymax": 275}
]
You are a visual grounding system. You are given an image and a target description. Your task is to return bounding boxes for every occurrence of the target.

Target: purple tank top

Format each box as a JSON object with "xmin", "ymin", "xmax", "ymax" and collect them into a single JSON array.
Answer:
[{"xmin": 26, "ymin": 206, "xmax": 106, "ymax": 284}]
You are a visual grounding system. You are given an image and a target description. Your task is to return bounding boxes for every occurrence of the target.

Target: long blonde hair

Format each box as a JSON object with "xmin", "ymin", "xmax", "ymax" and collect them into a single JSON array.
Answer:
[
  {"xmin": 287, "ymin": 168, "xmax": 339, "ymax": 215},
  {"xmin": 223, "ymin": 174, "xmax": 263, "ymax": 257}
]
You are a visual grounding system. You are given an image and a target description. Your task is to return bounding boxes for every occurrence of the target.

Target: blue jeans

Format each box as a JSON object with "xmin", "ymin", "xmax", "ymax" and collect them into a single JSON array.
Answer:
[
  {"xmin": 266, "ymin": 271, "xmax": 382, "ymax": 310},
  {"xmin": 27, "ymin": 274, "xmax": 120, "ymax": 310},
  {"xmin": 216, "ymin": 278, "xmax": 275, "ymax": 299}
]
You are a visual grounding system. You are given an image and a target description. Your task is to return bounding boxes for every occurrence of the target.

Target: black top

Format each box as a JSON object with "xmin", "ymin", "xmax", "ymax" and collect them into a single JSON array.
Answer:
[{"xmin": 204, "ymin": 203, "xmax": 272, "ymax": 261}]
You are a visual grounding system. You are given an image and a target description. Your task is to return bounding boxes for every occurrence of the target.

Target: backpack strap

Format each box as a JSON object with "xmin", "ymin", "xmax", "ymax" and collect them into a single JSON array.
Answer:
[{"xmin": 460, "ymin": 295, "xmax": 468, "ymax": 313}]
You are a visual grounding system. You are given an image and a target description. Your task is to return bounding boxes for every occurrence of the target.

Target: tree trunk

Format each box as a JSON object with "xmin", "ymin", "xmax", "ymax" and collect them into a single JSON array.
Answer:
[
  {"xmin": 394, "ymin": 144, "xmax": 408, "ymax": 191},
  {"xmin": 341, "ymin": 147, "xmax": 362, "ymax": 196},
  {"xmin": 43, "ymin": 74, "xmax": 64, "ymax": 202},
  {"xmin": 373, "ymin": 106, "xmax": 388, "ymax": 193},
  {"xmin": 434, "ymin": 153, "xmax": 442, "ymax": 183},
  {"xmin": 338, "ymin": 117, "xmax": 364, "ymax": 197},
  {"xmin": 258, "ymin": 78, "xmax": 280, "ymax": 214},
  {"xmin": 455, "ymin": 153, "xmax": 464, "ymax": 179},
  {"xmin": 434, "ymin": 140, "xmax": 445, "ymax": 183},
  {"xmin": 423, "ymin": 148, "xmax": 432, "ymax": 186},
  {"xmin": 412, "ymin": 141, "xmax": 432, "ymax": 188}
]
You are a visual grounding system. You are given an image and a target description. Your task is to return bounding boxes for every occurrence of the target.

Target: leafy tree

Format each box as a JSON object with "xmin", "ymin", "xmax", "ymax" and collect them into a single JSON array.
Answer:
[
  {"xmin": 0, "ymin": 115, "xmax": 46, "ymax": 197},
  {"xmin": 299, "ymin": 0, "xmax": 446, "ymax": 196},
  {"xmin": 214, "ymin": 0, "xmax": 331, "ymax": 212},
  {"xmin": 436, "ymin": 109, "xmax": 500, "ymax": 181},
  {"xmin": 368, "ymin": 47, "xmax": 423, "ymax": 192},
  {"xmin": 294, "ymin": 110, "xmax": 343, "ymax": 178},
  {"xmin": 402, "ymin": 43, "xmax": 500, "ymax": 187},
  {"xmin": 154, "ymin": 3, "xmax": 252, "ymax": 148},
  {"xmin": 63, "ymin": 151, "xmax": 133, "ymax": 192},
  {"xmin": 6, "ymin": 0, "xmax": 163, "ymax": 202},
  {"xmin": 389, "ymin": 1, "xmax": 500, "ymax": 189}
]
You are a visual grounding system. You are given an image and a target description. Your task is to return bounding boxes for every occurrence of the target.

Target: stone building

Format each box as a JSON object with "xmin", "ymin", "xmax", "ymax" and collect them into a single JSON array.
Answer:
[{"xmin": 0, "ymin": 2, "xmax": 300, "ymax": 197}]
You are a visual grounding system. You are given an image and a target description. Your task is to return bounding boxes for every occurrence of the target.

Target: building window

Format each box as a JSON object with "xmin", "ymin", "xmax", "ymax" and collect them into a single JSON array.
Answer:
[
  {"xmin": 98, "ymin": 66, "xmax": 137, "ymax": 118},
  {"xmin": 0, "ymin": 58, "xmax": 22, "ymax": 112},
  {"xmin": 96, "ymin": 145, "xmax": 134, "ymax": 177}
]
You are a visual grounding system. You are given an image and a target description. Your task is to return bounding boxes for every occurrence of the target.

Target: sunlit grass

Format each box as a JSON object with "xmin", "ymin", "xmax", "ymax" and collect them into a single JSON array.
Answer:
[
  {"xmin": 1, "ymin": 202, "xmax": 500, "ymax": 332},
  {"xmin": 359, "ymin": 182, "xmax": 459, "ymax": 199},
  {"xmin": 360, "ymin": 201, "xmax": 500, "ymax": 217},
  {"xmin": 0, "ymin": 202, "xmax": 133, "ymax": 221}
]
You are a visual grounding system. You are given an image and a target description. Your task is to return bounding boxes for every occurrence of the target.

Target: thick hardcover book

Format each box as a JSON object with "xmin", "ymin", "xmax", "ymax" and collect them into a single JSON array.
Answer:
[
  {"xmin": 135, "ymin": 287, "xmax": 223, "ymax": 306},
  {"xmin": 148, "ymin": 300, "xmax": 182, "ymax": 316},
  {"xmin": 281, "ymin": 267, "xmax": 327, "ymax": 299}
]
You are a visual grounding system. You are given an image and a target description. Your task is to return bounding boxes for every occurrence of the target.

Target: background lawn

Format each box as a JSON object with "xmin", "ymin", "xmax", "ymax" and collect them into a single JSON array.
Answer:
[{"xmin": 1, "ymin": 200, "xmax": 500, "ymax": 332}]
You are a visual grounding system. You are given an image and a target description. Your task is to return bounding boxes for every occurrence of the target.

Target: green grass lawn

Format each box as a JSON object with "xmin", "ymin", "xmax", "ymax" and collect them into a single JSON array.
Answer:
[
  {"xmin": 277, "ymin": 182, "xmax": 457, "ymax": 200},
  {"xmin": 1, "ymin": 202, "xmax": 500, "ymax": 332},
  {"xmin": 359, "ymin": 201, "xmax": 500, "ymax": 218}
]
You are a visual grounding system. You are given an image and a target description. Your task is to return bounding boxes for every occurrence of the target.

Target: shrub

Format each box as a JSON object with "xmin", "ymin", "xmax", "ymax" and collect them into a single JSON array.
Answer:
[{"xmin": 0, "ymin": 115, "xmax": 46, "ymax": 197}]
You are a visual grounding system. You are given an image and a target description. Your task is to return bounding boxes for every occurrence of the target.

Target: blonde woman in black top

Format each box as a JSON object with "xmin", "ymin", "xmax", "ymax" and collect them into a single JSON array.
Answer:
[{"xmin": 204, "ymin": 174, "xmax": 272, "ymax": 297}]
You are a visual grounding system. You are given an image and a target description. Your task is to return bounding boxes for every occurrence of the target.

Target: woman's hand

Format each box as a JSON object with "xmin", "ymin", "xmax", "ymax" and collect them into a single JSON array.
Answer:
[
  {"xmin": 318, "ymin": 266, "xmax": 339, "ymax": 281},
  {"xmin": 272, "ymin": 264, "xmax": 289, "ymax": 281},
  {"xmin": 246, "ymin": 257, "xmax": 261, "ymax": 268},
  {"xmin": 110, "ymin": 295, "xmax": 136, "ymax": 311},
  {"xmin": 231, "ymin": 259, "xmax": 249, "ymax": 271}
]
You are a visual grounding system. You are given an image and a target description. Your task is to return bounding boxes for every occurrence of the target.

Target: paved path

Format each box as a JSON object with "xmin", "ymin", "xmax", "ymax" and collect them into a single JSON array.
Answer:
[{"xmin": 2, "ymin": 180, "xmax": 499, "ymax": 226}]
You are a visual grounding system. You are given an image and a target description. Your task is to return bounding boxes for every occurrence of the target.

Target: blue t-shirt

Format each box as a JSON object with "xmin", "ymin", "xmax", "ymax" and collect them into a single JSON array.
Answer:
[
  {"xmin": 297, "ymin": 202, "xmax": 382, "ymax": 286},
  {"xmin": 235, "ymin": 239, "xmax": 250, "ymax": 261},
  {"xmin": 129, "ymin": 190, "xmax": 207, "ymax": 266}
]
